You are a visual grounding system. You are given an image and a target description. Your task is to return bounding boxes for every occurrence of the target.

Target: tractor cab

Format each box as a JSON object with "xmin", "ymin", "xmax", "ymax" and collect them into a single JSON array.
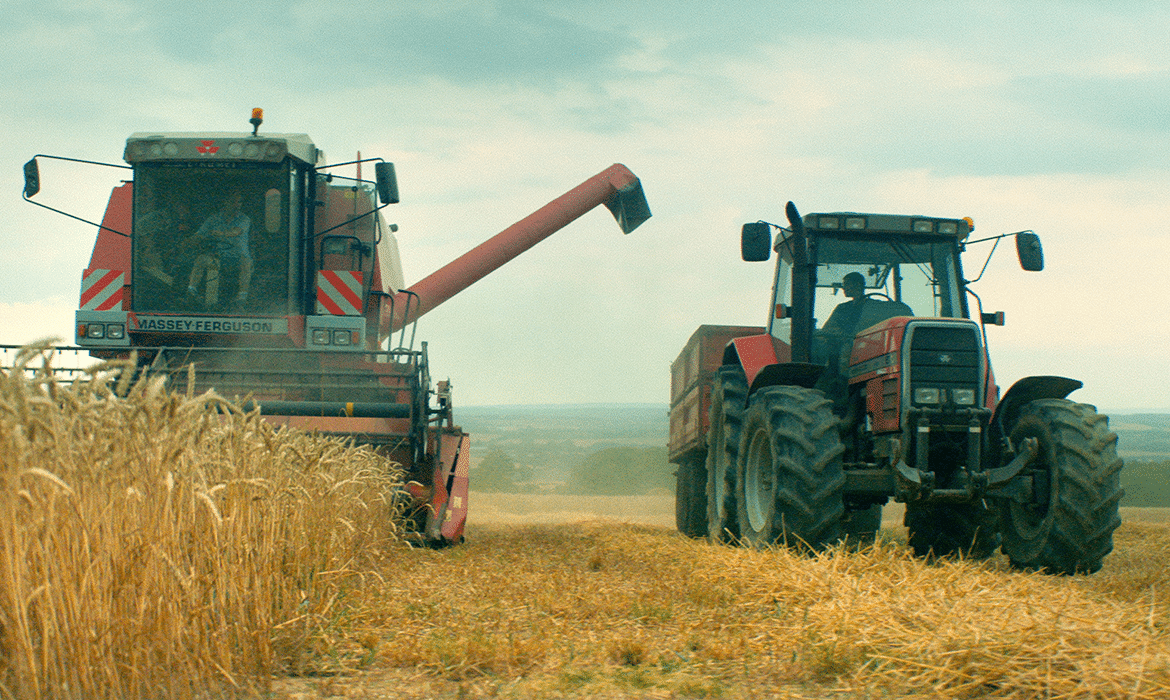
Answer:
[{"xmin": 745, "ymin": 212, "xmax": 973, "ymax": 367}]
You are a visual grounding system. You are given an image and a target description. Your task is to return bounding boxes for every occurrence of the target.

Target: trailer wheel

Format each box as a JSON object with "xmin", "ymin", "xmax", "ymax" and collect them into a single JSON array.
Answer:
[
  {"xmin": 904, "ymin": 501, "xmax": 1000, "ymax": 559},
  {"xmin": 706, "ymin": 366, "xmax": 747, "ymax": 543},
  {"xmin": 735, "ymin": 385, "xmax": 845, "ymax": 551},
  {"xmin": 999, "ymin": 399, "xmax": 1123, "ymax": 574},
  {"xmin": 674, "ymin": 453, "xmax": 708, "ymax": 538},
  {"xmin": 842, "ymin": 504, "xmax": 883, "ymax": 547}
]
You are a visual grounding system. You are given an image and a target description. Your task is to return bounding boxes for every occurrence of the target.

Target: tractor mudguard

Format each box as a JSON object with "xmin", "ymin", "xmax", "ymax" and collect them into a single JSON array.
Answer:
[
  {"xmin": 990, "ymin": 375, "xmax": 1083, "ymax": 453},
  {"xmin": 725, "ymin": 334, "xmax": 795, "ymax": 392},
  {"xmin": 748, "ymin": 363, "xmax": 825, "ymax": 395}
]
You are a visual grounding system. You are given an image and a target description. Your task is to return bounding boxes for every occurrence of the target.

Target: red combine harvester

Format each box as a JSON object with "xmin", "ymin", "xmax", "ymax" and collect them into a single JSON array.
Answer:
[{"xmin": 20, "ymin": 109, "xmax": 651, "ymax": 545}]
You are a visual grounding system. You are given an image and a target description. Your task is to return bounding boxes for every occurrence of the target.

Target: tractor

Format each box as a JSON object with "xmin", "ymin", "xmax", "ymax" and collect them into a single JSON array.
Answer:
[{"xmin": 669, "ymin": 202, "xmax": 1122, "ymax": 574}]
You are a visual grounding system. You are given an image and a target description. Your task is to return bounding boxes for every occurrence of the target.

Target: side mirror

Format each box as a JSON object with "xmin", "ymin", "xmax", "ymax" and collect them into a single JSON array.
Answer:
[
  {"xmin": 1016, "ymin": 231, "xmax": 1044, "ymax": 271},
  {"xmin": 23, "ymin": 159, "xmax": 39, "ymax": 198},
  {"xmin": 741, "ymin": 222, "xmax": 771, "ymax": 262},
  {"xmin": 375, "ymin": 162, "xmax": 399, "ymax": 205},
  {"xmin": 981, "ymin": 311, "xmax": 1005, "ymax": 326}
]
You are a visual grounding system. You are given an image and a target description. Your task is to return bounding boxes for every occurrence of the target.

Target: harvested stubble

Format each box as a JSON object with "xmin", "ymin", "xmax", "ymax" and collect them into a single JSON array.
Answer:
[
  {"xmin": 274, "ymin": 518, "xmax": 1170, "ymax": 699},
  {"xmin": 0, "ymin": 343, "xmax": 406, "ymax": 699}
]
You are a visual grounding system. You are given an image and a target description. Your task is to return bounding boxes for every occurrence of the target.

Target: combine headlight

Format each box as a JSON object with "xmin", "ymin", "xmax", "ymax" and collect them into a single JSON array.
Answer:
[
  {"xmin": 913, "ymin": 387, "xmax": 941, "ymax": 404},
  {"xmin": 952, "ymin": 388, "xmax": 976, "ymax": 405},
  {"xmin": 86, "ymin": 324, "xmax": 105, "ymax": 339},
  {"xmin": 332, "ymin": 330, "xmax": 352, "ymax": 346},
  {"xmin": 106, "ymin": 324, "xmax": 125, "ymax": 340},
  {"xmin": 311, "ymin": 329, "xmax": 330, "ymax": 345}
]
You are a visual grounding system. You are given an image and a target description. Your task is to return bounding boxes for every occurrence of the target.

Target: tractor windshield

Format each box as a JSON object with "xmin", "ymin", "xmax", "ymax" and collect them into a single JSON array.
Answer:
[
  {"xmin": 812, "ymin": 235, "xmax": 965, "ymax": 328},
  {"xmin": 131, "ymin": 161, "xmax": 296, "ymax": 315}
]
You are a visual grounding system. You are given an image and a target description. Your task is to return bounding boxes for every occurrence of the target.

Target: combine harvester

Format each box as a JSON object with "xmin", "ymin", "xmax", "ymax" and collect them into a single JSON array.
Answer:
[{"xmin": 18, "ymin": 109, "xmax": 651, "ymax": 545}]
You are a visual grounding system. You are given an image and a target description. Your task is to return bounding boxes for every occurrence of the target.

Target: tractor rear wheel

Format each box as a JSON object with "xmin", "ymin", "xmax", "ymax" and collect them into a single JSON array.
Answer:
[
  {"xmin": 905, "ymin": 501, "xmax": 1001, "ymax": 559},
  {"xmin": 706, "ymin": 366, "xmax": 747, "ymax": 543},
  {"xmin": 999, "ymin": 399, "xmax": 1123, "ymax": 574},
  {"xmin": 735, "ymin": 385, "xmax": 845, "ymax": 551},
  {"xmin": 674, "ymin": 453, "xmax": 708, "ymax": 538}
]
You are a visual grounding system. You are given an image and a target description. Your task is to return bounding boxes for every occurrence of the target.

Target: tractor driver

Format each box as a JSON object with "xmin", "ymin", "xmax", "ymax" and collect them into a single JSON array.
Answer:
[
  {"xmin": 187, "ymin": 190, "xmax": 253, "ymax": 308},
  {"xmin": 812, "ymin": 271, "xmax": 870, "ymax": 409},
  {"xmin": 818, "ymin": 271, "xmax": 869, "ymax": 346}
]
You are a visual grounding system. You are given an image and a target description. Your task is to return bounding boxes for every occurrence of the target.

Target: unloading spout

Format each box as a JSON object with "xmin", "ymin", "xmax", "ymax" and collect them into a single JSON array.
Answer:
[{"xmin": 381, "ymin": 163, "xmax": 650, "ymax": 338}]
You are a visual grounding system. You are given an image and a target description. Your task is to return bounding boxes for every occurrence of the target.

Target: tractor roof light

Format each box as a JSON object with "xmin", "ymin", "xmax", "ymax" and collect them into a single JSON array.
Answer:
[
  {"xmin": 913, "ymin": 220, "xmax": 934, "ymax": 233},
  {"xmin": 845, "ymin": 217, "xmax": 866, "ymax": 230}
]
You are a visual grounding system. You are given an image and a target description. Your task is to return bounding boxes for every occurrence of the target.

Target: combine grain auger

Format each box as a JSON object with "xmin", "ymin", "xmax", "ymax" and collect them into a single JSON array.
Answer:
[{"xmin": 20, "ymin": 109, "xmax": 651, "ymax": 545}]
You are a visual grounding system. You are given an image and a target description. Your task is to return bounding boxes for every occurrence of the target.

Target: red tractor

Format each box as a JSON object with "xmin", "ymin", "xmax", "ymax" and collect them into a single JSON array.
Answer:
[
  {"xmin": 670, "ymin": 202, "xmax": 1122, "ymax": 574},
  {"xmin": 20, "ymin": 110, "xmax": 651, "ymax": 546}
]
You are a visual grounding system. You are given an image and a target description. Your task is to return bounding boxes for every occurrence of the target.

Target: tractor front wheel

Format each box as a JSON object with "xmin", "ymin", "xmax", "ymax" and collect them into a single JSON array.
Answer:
[
  {"xmin": 735, "ymin": 385, "xmax": 845, "ymax": 551},
  {"xmin": 999, "ymin": 399, "xmax": 1123, "ymax": 574}
]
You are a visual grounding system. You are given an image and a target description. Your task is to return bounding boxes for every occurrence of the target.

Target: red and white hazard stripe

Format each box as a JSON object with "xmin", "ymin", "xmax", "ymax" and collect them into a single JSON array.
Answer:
[
  {"xmin": 316, "ymin": 271, "xmax": 364, "ymax": 315},
  {"xmin": 79, "ymin": 269, "xmax": 125, "ymax": 311}
]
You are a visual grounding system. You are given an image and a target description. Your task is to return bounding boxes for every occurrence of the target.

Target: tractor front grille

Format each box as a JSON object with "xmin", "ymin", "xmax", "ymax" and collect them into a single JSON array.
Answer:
[{"xmin": 905, "ymin": 322, "xmax": 982, "ymax": 409}]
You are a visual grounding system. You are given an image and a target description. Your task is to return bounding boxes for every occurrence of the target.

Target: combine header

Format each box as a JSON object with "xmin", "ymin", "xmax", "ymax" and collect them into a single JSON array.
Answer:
[{"xmin": 21, "ymin": 109, "xmax": 651, "ymax": 545}]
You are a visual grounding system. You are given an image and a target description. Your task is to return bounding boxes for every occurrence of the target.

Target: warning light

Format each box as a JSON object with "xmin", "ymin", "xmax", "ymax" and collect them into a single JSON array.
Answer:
[
  {"xmin": 250, "ymin": 108, "xmax": 263, "ymax": 136},
  {"xmin": 963, "ymin": 216, "xmax": 974, "ymax": 232}
]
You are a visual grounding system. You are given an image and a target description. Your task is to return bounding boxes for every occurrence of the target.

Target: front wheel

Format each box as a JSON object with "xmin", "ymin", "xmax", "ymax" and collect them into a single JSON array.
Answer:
[
  {"xmin": 735, "ymin": 385, "xmax": 845, "ymax": 551},
  {"xmin": 999, "ymin": 399, "xmax": 1123, "ymax": 574}
]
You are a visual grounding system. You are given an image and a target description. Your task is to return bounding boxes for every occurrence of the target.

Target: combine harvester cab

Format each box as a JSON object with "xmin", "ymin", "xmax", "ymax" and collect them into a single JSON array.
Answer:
[{"xmin": 21, "ymin": 109, "xmax": 651, "ymax": 546}]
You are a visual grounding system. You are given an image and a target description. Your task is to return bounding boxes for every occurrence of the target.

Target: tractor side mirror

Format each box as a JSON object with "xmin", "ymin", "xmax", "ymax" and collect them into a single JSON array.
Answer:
[
  {"xmin": 22, "ymin": 159, "xmax": 39, "ymax": 198},
  {"xmin": 741, "ymin": 222, "xmax": 771, "ymax": 261},
  {"xmin": 981, "ymin": 311, "xmax": 1005, "ymax": 326},
  {"xmin": 375, "ymin": 162, "xmax": 399, "ymax": 205},
  {"xmin": 1016, "ymin": 231, "xmax": 1044, "ymax": 271}
]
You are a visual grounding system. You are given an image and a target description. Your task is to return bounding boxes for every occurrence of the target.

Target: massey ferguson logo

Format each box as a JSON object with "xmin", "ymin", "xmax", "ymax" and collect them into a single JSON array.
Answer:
[
  {"xmin": 939, "ymin": 354, "xmax": 953, "ymax": 364},
  {"xmin": 196, "ymin": 140, "xmax": 219, "ymax": 155}
]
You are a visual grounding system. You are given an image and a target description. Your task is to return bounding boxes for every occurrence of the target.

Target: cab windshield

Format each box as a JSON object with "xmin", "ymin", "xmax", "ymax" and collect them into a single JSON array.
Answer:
[
  {"xmin": 131, "ymin": 162, "xmax": 293, "ymax": 315},
  {"xmin": 811, "ymin": 235, "xmax": 965, "ymax": 327},
  {"xmin": 768, "ymin": 234, "xmax": 966, "ymax": 347}
]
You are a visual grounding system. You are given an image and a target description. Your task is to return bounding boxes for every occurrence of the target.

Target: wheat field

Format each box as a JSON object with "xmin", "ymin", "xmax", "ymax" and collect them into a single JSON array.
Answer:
[
  {"xmin": 0, "ymin": 344, "xmax": 406, "ymax": 699},
  {"xmin": 3, "ymin": 343, "xmax": 1169, "ymax": 699}
]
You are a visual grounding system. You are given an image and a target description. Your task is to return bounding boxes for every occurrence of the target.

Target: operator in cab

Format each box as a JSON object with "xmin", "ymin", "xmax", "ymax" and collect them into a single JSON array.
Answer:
[
  {"xmin": 186, "ymin": 190, "xmax": 253, "ymax": 309},
  {"xmin": 819, "ymin": 271, "xmax": 868, "ymax": 342}
]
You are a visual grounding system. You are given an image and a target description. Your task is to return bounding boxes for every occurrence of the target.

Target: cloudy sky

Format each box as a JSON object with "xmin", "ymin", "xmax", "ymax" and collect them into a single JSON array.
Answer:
[{"xmin": 2, "ymin": 1, "xmax": 1167, "ymax": 413}]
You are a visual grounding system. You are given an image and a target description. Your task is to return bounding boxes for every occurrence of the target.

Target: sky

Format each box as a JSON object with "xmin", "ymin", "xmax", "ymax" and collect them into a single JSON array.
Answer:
[{"xmin": 1, "ymin": 0, "xmax": 1168, "ymax": 413}]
